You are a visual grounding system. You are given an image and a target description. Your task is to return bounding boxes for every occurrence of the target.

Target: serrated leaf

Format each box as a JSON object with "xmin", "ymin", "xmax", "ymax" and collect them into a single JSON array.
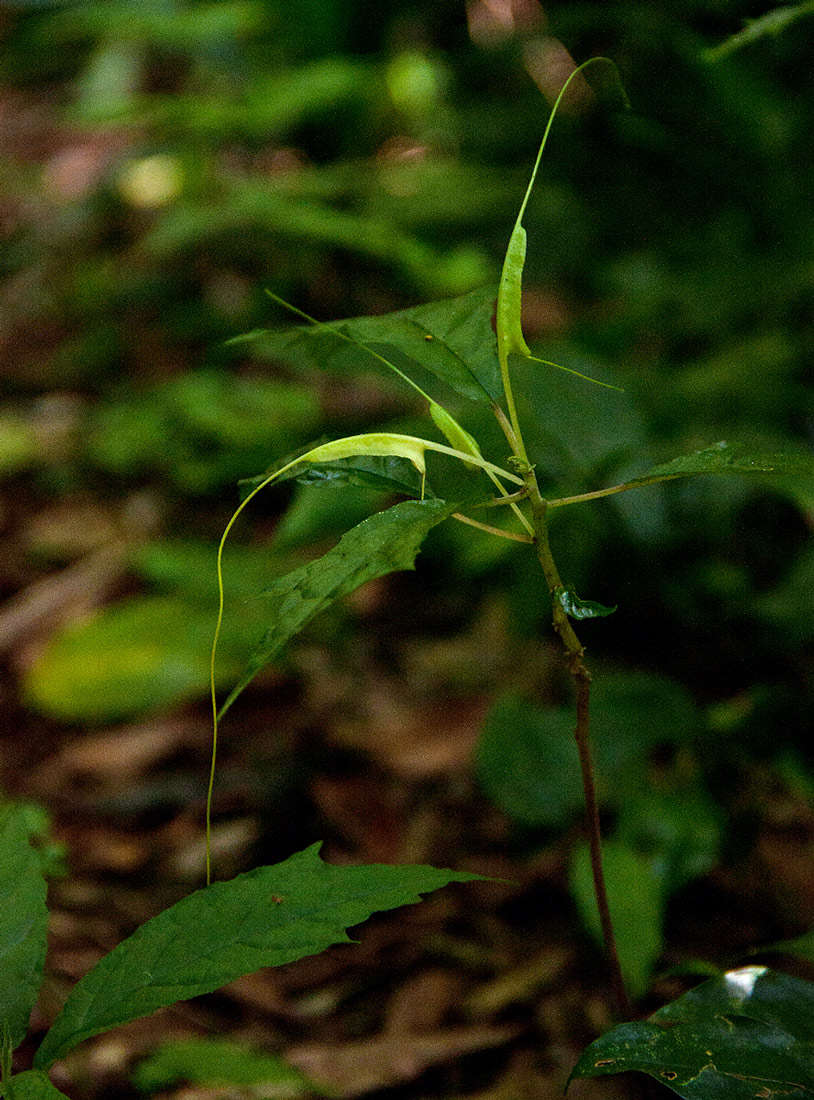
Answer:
[
  {"xmin": 34, "ymin": 844, "xmax": 481, "ymax": 1069},
  {"xmin": 0, "ymin": 806, "xmax": 49, "ymax": 1051},
  {"xmin": 132, "ymin": 1038, "xmax": 316, "ymax": 1095},
  {"xmin": 238, "ymin": 287, "xmax": 503, "ymax": 404},
  {"xmin": 219, "ymin": 498, "xmax": 456, "ymax": 716},
  {"xmin": 5, "ymin": 1070, "xmax": 72, "ymax": 1099},
  {"xmin": 571, "ymin": 966, "xmax": 814, "ymax": 1098},
  {"xmin": 554, "ymin": 586, "xmax": 617, "ymax": 620}
]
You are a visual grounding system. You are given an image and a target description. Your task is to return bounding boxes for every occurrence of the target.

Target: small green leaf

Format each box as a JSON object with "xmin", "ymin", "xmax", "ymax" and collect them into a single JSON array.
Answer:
[
  {"xmin": 219, "ymin": 498, "xmax": 458, "ymax": 716},
  {"xmin": 570, "ymin": 840, "xmax": 665, "ymax": 999},
  {"xmin": 34, "ymin": 844, "xmax": 481, "ymax": 1069},
  {"xmin": 554, "ymin": 586, "xmax": 617, "ymax": 620},
  {"xmin": 0, "ymin": 806, "xmax": 49, "ymax": 1052},
  {"xmin": 5, "ymin": 1070, "xmax": 72, "ymax": 1099},
  {"xmin": 571, "ymin": 966, "xmax": 814, "ymax": 1099},
  {"xmin": 132, "ymin": 1038, "xmax": 316, "ymax": 1095}
]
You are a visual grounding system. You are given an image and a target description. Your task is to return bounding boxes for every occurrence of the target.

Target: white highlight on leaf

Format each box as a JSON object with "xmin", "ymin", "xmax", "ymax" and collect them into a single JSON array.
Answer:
[{"xmin": 724, "ymin": 965, "xmax": 767, "ymax": 1001}]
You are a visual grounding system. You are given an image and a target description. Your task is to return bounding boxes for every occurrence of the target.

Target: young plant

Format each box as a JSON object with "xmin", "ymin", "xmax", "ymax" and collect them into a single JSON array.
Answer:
[{"xmin": 208, "ymin": 57, "xmax": 814, "ymax": 1098}]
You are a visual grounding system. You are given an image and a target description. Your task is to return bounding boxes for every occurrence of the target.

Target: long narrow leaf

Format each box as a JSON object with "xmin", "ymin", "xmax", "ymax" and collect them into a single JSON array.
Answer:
[
  {"xmin": 35, "ymin": 844, "xmax": 481, "ymax": 1069},
  {"xmin": 0, "ymin": 806, "xmax": 49, "ymax": 1052}
]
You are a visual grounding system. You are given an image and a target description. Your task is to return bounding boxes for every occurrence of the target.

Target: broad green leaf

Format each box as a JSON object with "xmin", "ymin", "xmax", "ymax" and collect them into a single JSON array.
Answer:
[
  {"xmin": 554, "ymin": 586, "xmax": 617, "ymax": 620},
  {"xmin": 552, "ymin": 443, "xmax": 814, "ymax": 508},
  {"xmin": 238, "ymin": 287, "xmax": 503, "ymax": 404},
  {"xmin": 570, "ymin": 840, "xmax": 665, "ymax": 999},
  {"xmin": 634, "ymin": 443, "xmax": 814, "ymax": 486},
  {"xmin": 0, "ymin": 806, "xmax": 49, "ymax": 1052},
  {"xmin": 219, "ymin": 498, "xmax": 457, "ymax": 716},
  {"xmin": 571, "ymin": 966, "xmax": 814, "ymax": 1098},
  {"xmin": 132, "ymin": 1038, "xmax": 316, "ymax": 1095},
  {"xmin": 4, "ymin": 1070, "xmax": 71, "ymax": 1099},
  {"xmin": 476, "ymin": 694, "xmax": 583, "ymax": 828},
  {"xmin": 476, "ymin": 675, "xmax": 700, "ymax": 829},
  {"xmin": 617, "ymin": 786, "xmax": 722, "ymax": 896},
  {"xmin": 34, "ymin": 843, "xmax": 481, "ymax": 1069},
  {"xmin": 22, "ymin": 596, "xmax": 249, "ymax": 723}
]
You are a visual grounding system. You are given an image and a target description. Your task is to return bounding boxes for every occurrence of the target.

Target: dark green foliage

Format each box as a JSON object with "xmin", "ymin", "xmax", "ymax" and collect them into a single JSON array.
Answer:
[{"xmin": 571, "ymin": 966, "xmax": 814, "ymax": 1097}]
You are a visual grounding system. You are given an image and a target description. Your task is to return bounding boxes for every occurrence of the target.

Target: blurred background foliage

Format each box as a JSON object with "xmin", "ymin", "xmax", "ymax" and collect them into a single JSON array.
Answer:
[{"xmin": 1, "ymin": 0, "xmax": 813, "ymax": 991}]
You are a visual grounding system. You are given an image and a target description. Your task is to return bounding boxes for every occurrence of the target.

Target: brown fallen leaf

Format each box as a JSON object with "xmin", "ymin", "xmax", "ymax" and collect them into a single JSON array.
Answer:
[{"xmin": 285, "ymin": 1024, "xmax": 520, "ymax": 1097}]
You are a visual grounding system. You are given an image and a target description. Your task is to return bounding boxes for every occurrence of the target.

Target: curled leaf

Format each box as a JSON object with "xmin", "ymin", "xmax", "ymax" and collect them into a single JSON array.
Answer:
[{"xmin": 554, "ymin": 586, "xmax": 617, "ymax": 620}]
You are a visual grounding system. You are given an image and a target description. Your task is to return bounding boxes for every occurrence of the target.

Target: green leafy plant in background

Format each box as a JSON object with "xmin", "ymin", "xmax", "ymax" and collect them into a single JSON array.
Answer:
[{"xmin": 205, "ymin": 59, "xmax": 814, "ymax": 1098}]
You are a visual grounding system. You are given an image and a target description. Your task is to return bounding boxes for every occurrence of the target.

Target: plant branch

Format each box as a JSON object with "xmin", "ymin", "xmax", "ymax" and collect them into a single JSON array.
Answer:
[
  {"xmin": 525, "ymin": 473, "xmax": 632, "ymax": 1021},
  {"xmin": 452, "ymin": 512, "xmax": 534, "ymax": 542}
]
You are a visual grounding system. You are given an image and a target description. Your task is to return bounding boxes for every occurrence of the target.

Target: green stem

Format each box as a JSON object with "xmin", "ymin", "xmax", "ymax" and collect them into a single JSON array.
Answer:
[{"xmin": 525, "ymin": 472, "xmax": 632, "ymax": 1021}]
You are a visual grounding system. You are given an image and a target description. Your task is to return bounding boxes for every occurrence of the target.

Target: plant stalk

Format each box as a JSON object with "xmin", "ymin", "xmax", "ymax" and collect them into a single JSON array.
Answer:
[{"xmin": 525, "ymin": 474, "xmax": 632, "ymax": 1021}]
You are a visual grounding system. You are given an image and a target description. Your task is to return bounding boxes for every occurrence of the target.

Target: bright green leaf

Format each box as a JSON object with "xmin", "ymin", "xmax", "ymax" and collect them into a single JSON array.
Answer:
[
  {"xmin": 0, "ymin": 807, "xmax": 48, "ymax": 1053},
  {"xmin": 5, "ymin": 1070, "xmax": 72, "ymax": 1099},
  {"xmin": 570, "ymin": 840, "xmax": 665, "ymax": 999},
  {"xmin": 218, "ymin": 498, "xmax": 458, "ymax": 716},
  {"xmin": 571, "ymin": 966, "xmax": 814, "ymax": 1098},
  {"xmin": 23, "ymin": 597, "xmax": 236, "ymax": 723},
  {"xmin": 34, "ymin": 844, "xmax": 481, "ymax": 1069},
  {"xmin": 132, "ymin": 1038, "xmax": 316, "ymax": 1095}
]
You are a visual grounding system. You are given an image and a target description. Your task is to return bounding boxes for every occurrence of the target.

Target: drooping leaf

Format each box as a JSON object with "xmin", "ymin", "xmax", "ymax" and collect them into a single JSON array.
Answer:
[
  {"xmin": 570, "ymin": 839, "xmax": 665, "ymax": 999},
  {"xmin": 0, "ymin": 806, "xmax": 49, "ymax": 1052},
  {"xmin": 241, "ymin": 451, "xmax": 429, "ymax": 500},
  {"xmin": 571, "ymin": 966, "xmax": 814, "ymax": 1098},
  {"xmin": 4, "ymin": 1070, "xmax": 72, "ymax": 1099},
  {"xmin": 237, "ymin": 287, "xmax": 503, "ymax": 404},
  {"xmin": 132, "ymin": 1038, "xmax": 316, "ymax": 1096},
  {"xmin": 554, "ymin": 586, "xmax": 617, "ymax": 620},
  {"xmin": 218, "ymin": 498, "xmax": 458, "ymax": 716},
  {"xmin": 34, "ymin": 844, "xmax": 481, "ymax": 1069}
]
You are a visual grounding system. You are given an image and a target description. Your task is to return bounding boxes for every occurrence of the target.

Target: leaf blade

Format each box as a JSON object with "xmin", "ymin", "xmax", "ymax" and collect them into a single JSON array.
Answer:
[
  {"xmin": 220, "ymin": 497, "xmax": 457, "ymax": 715},
  {"xmin": 571, "ymin": 966, "xmax": 814, "ymax": 1098},
  {"xmin": 0, "ymin": 805, "xmax": 49, "ymax": 1052},
  {"xmin": 34, "ymin": 845, "xmax": 481, "ymax": 1069}
]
